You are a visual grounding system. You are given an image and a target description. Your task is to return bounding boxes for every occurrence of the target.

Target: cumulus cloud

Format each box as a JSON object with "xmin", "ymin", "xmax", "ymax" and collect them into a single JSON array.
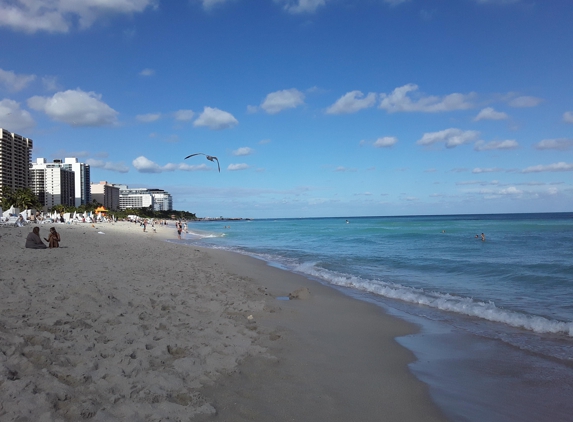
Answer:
[
  {"xmin": 417, "ymin": 128, "xmax": 480, "ymax": 148},
  {"xmin": 326, "ymin": 91, "xmax": 377, "ymax": 114},
  {"xmin": 132, "ymin": 156, "xmax": 214, "ymax": 173},
  {"xmin": 260, "ymin": 89, "xmax": 305, "ymax": 114},
  {"xmin": 193, "ymin": 106, "xmax": 238, "ymax": 130},
  {"xmin": 522, "ymin": 162, "xmax": 573, "ymax": 173},
  {"xmin": 474, "ymin": 107, "xmax": 509, "ymax": 121},
  {"xmin": 139, "ymin": 68, "xmax": 155, "ymax": 76},
  {"xmin": 379, "ymin": 84, "xmax": 474, "ymax": 113},
  {"xmin": 276, "ymin": 0, "xmax": 328, "ymax": 14},
  {"xmin": 508, "ymin": 95, "xmax": 543, "ymax": 108},
  {"xmin": 228, "ymin": 163, "xmax": 250, "ymax": 171},
  {"xmin": 564, "ymin": 111, "xmax": 573, "ymax": 123},
  {"xmin": 86, "ymin": 159, "xmax": 129, "ymax": 173},
  {"xmin": 174, "ymin": 109, "xmax": 194, "ymax": 121},
  {"xmin": 474, "ymin": 139, "xmax": 518, "ymax": 151},
  {"xmin": 136, "ymin": 113, "xmax": 161, "ymax": 123},
  {"xmin": 28, "ymin": 89, "xmax": 118, "ymax": 127},
  {"xmin": 533, "ymin": 138, "xmax": 573, "ymax": 151},
  {"xmin": 0, "ymin": 0, "xmax": 157, "ymax": 33},
  {"xmin": 232, "ymin": 147, "xmax": 254, "ymax": 156},
  {"xmin": 0, "ymin": 68, "xmax": 36, "ymax": 92},
  {"xmin": 0, "ymin": 99, "xmax": 35, "ymax": 132},
  {"xmin": 373, "ymin": 137, "xmax": 398, "ymax": 148}
]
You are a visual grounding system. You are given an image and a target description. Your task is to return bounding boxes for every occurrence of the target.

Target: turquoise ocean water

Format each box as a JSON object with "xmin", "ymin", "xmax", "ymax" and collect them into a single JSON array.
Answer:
[{"xmin": 174, "ymin": 213, "xmax": 573, "ymax": 421}]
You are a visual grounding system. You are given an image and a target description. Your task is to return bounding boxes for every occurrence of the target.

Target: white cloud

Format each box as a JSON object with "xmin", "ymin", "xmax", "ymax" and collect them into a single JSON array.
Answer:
[
  {"xmin": 326, "ymin": 91, "xmax": 376, "ymax": 114},
  {"xmin": 276, "ymin": 0, "xmax": 328, "ymax": 14},
  {"xmin": 28, "ymin": 89, "xmax": 118, "ymax": 127},
  {"xmin": 260, "ymin": 88, "xmax": 305, "ymax": 114},
  {"xmin": 0, "ymin": 0, "xmax": 157, "ymax": 33},
  {"xmin": 174, "ymin": 109, "xmax": 194, "ymax": 121},
  {"xmin": 193, "ymin": 106, "xmax": 238, "ymax": 130},
  {"xmin": 522, "ymin": 162, "xmax": 573, "ymax": 173},
  {"xmin": 86, "ymin": 159, "xmax": 129, "ymax": 173},
  {"xmin": 379, "ymin": 84, "xmax": 474, "ymax": 113},
  {"xmin": 0, "ymin": 98, "xmax": 35, "ymax": 132},
  {"xmin": 201, "ymin": 0, "xmax": 231, "ymax": 10},
  {"xmin": 473, "ymin": 107, "xmax": 508, "ymax": 121},
  {"xmin": 334, "ymin": 166, "xmax": 357, "ymax": 172},
  {"xmin": 373, "ymin": 136, "xmax": 398, "ymax": 148},
  {"xmin": 132, "ymin": 156, "xmax": 216, "ymax": 173},
  {"xmin": 233, "ymin": 147, "xmax": 254, "ymax": 156},
  {"xmin": 384, "ymin": 0, "xmax": 410, "ymax": 5},
  {"xmin": 533, "ymin": 138, "xmax": 573, "ymax": 151},
  {"xmin": 136, "ymin": 113, "xmax": 161, "ymax": 123},
  {"xmin": 563, "ymin": 111, "xmax": 573, "ymax": 123},
  {"xmin": 472, "ymin": 167, "xmax": 504, "ymax": 174},
  {"xmin": 508, "ymin": 95, "xmax": 543, "ymax": 108},
  {"xmin": 474, "ymin": 139, "xmax": 518, "ymax": 151},
  {"xmin": 0, "ymin": 68, "xmax": 36, "ymax": 91},
  {"xmin": 417, "ymin": 128, "xmax": 480, "ymax": 148},
  {"xmin": 139, "ymin": 68, "xmax": 155, "ymax": 76},
  {"xmin": 228, "ymin": 163, "xmax": 250, "ymax": 171}
]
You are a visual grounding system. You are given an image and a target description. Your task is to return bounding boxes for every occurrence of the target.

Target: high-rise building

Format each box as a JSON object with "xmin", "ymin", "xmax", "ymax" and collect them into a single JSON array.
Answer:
[
  {"xmin": 0, "ymin": 128, "xmax": 33, "ymax": 199},
  {"xmin": 117, "ymin": 186, "xmax": 173, "ymax": 211},
  {"xmin": 30, "ymin": 159, "xmax": 75, "ymax": 209},
  {"xmin": 32, "ymin": 157, "xmax": 91, "ymax": 207},
  {"xmin": 91, "ymin": 181, "xmax": 120, "ymax": 210},
  {"xmin": 149, "ymin": 189, "xmax": 173, "ymax": 211},
  {"xmin": 60, "ymin": 157, "xmax": 91, "ymax": 207}
]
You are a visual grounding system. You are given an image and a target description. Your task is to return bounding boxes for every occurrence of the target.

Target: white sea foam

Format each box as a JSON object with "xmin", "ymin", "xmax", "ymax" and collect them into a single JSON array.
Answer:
[{"xmin": 294, "ymin": 262, "xmax": 573, "ymax": 337}]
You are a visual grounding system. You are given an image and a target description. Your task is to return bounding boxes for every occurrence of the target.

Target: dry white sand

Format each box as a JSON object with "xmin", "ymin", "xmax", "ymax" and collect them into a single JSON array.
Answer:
[{"xmin": 0, "ymin": 221, "xmax": 447, "ymax": 421}]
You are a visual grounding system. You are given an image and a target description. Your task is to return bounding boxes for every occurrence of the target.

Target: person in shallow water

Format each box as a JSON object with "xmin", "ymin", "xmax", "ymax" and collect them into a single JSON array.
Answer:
[
  {"xmin": 481, "ymin": 233, "xmax": 486, "ymax": 241},
  {"xmin": 25, "ymin": 227, "xmax": 47, "ymax": 249}
]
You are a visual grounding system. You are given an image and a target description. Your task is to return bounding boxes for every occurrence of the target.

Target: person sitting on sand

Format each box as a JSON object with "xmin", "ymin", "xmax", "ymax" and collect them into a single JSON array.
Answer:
[
  {"xmin": 25, "ymin": 227, "xmax": 47, "ymax": 249},
  {"xmin": 44, "ymin": 227, "xmax": 61, "ymax": 248}
]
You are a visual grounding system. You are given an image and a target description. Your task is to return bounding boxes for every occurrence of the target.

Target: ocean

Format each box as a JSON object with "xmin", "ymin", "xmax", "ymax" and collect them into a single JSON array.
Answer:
[{"xmin": 175, "ymin": 213, "xmax": 573, "ymax": 421}]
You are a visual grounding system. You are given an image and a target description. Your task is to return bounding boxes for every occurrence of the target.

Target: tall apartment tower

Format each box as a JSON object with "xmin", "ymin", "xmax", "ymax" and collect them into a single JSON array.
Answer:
[
  {"xmin": 0, "ymin": 128, "xmax": 33, "ymax": 198},
  {"xmin": 30, "ymin": 158, "xmax": 75, "ymax": 209},
  {"xmin": 60, "ymin": 157, "xmax": 91, "ymax": 207}
]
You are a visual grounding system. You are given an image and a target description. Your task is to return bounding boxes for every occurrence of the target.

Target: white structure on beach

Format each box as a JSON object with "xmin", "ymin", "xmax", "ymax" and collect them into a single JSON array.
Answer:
[
  {"xmin": 91, "ymin": 181, "xmax": 120, "ymax": 211},
  {"xmin": 31, "ymin": 158, "xmax": 91, "ymax": 208},
  {"xmin": 29, "ymin": 159, "xmax": 75, "ymax": 209},
  {"xmin": 0, "ymin": 128, "xmax": 33, "ymax": 198},
  {"xmin": 117, "ymin": 185, "xmax": 173, "ymax": 211}
]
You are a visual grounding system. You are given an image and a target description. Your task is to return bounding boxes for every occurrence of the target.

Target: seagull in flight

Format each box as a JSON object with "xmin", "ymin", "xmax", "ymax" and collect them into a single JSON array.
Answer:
[{"xmin": 184, "ymin": 153, "xmax": 220, "ymax": 172}]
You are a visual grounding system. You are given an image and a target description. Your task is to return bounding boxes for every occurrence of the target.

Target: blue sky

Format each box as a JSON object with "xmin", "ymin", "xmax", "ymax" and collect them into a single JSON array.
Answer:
[{"xmin": 0, "ymin": 0, "xmax": 572, "ymax": 218}]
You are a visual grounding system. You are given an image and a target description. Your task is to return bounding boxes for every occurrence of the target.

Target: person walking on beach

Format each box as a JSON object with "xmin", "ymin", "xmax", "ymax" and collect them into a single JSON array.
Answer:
[
  {"xmin": 25, "ymin": 227, "xmax": 47, "ymax": 249},
  {"xmin": 44, "ymin": 227, "xmax": 61, "ymax": 248},
  {"xmin": 176, "ymin": 221, "xmax": 182, "ymax": 239}
]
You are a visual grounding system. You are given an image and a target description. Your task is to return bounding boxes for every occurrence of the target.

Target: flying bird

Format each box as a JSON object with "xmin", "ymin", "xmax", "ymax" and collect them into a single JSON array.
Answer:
[{"xmin": 184, "ymin": 153, "xmax": 220, "ymax": 172}]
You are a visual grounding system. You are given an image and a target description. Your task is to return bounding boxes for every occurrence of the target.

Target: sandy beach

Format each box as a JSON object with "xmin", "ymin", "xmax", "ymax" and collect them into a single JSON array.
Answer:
[{"xmin": 0, "ymin": 221, "xmax": 447, "ymax": 421}]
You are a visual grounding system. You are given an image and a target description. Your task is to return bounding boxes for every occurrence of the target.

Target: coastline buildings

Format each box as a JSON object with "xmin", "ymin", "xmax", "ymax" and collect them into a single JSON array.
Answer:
[
  {"xmin": 91, "ymin": 181, "xmax": 120, "ymax": 211},
  {"xmin": 60, "ymin": 157, "xmax": 91, "ymax": 207},
  {"xmin": 30, "ymin": 159, "xmax": 76, "ymax": 208},
  {"xmin": 0, "ymin": 128, "xmax": 33, "ymax": 199},
  {"xmin": 116, "ymin": 185, "xmax": 173, "ymax": 211},
  {"xmin": 30, "ymin": 158, "xmax": 91, "ymax": 209}
]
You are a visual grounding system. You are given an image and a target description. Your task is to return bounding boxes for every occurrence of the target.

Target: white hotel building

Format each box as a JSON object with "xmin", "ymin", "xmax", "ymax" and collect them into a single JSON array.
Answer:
[{"xmin": 116, "ymin": 185, "xmax": 173, "ymax": 211}]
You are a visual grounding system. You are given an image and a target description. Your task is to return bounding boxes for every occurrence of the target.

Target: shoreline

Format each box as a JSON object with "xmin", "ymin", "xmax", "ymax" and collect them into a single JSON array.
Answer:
[{"xmin": 0, "ymin": 221, "xmax": 447, "ymax": 421}]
